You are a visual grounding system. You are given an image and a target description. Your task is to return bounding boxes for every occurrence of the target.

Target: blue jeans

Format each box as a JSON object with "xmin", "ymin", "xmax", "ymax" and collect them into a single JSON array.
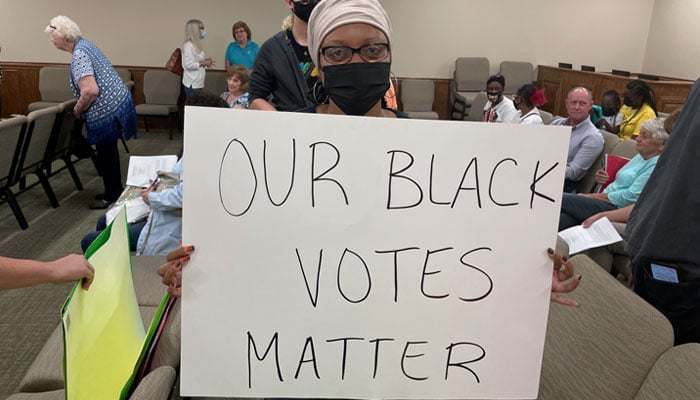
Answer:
[
  {"xmin": 81, "ymin": 215, "xmax": 147, "ymax": 253},
  {"xmin": 558, "ymin": 192, "xmax": 617, "ymax": 231},
  {"xmin": 184, "ymin": 85, "xmax": 198, "ymax": 99}
]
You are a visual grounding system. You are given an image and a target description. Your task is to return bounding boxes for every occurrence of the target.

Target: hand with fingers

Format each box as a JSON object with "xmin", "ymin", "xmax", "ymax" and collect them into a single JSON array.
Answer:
[
  {"xmin": 157, "ymin": 245, "xmax": 195, "ymax": 297},
  {"xmin": 547, "ymin": 248, "xmax": 582, "ymax": 307}
]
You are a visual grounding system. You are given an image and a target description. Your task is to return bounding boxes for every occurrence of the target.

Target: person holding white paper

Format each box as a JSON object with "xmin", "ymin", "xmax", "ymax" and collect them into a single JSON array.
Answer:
[
  {"xmin": 579, "ymin": 110, "xmax": 680, "ymax": 279},
  {"xmin": 0, "ymin": 255, "xmax": 93, "ymax": 290},
  {"xmin": 559, "ymin": 117, "xmax": 668, "ymax": 231},
  {"xmin": 137, "ymin": 90, "xmax": 229, "ymax": 256},
  {"xmin": 157, "ymin": 0, "xmax": 582, "ymax": 308}
]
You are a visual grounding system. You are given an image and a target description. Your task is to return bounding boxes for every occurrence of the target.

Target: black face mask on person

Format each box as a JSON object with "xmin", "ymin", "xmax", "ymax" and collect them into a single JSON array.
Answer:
[
  {"xmin": 322, "ymin": 62, "xmax": 390, "ymax": 116},
  {"xmin": 602, "ymin": 106, "xmax": 618, "ymax": 116},
  {"xmin": 293, "ymin": 0, "xmax": 318, "ymax": 23},
  {"xmin": 623, "ymin": 95, "xmax": 636, "ymax": 108}
]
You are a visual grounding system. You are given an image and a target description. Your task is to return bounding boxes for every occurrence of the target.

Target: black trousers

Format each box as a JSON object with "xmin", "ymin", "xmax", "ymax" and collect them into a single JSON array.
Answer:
[
  {"xmin": 632, "ymin": 259, "xmax": 700, "ymax": 345},
  {"xmin": 94, "ymin": 140, "xmax": 123, "ymax": 202}
]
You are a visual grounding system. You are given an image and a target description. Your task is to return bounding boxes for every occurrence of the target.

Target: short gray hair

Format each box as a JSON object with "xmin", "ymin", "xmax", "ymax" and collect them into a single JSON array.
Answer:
[
  {"xmin": 45, "ymin": 15, "xmax": 82, "ymax": 41},
  {"xmin": 641, "ymin": 117, "xmax": 669, "ymax": 145},
  {"xmin": 567, "ymin": 86, "xmax": 593, "ymax": 101}
]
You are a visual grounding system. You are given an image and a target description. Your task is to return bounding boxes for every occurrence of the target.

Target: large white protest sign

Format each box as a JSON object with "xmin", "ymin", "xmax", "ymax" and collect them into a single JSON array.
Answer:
[{"xmin": 181, "ymin": 108, "xmax": 570, "ymax": 399}]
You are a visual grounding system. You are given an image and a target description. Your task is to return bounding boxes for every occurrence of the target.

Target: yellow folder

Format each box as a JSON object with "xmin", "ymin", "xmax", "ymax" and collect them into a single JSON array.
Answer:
[{"xmin": 61, "ymin": 207, "xmax": 163, "ymax": 399}]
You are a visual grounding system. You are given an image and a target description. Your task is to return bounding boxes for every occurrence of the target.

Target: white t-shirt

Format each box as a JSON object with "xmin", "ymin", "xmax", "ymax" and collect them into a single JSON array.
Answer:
[
  {"xmin": 483, "ymin": 96, "xmax": 518, "ymax": 123},
  {"xmin": 603, "ymin": 113, "xmax": 624, "ymax": 127},
  {"xmin": 515, "ymin": 107, "xmax": 544, "ymax": 125}
]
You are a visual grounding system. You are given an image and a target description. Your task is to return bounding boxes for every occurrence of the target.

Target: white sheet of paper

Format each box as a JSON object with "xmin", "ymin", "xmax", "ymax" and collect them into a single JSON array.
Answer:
[
  {"xmin": 125, "ymin": 155, "xmax": 178, "ymax": 187},
  {"xmin": 181, "ymin": 108, "xmax": 570, "ymax": 399},
  {"xmin": 558, "ymin": 216, "xmax": 623, "ymax": 254}
]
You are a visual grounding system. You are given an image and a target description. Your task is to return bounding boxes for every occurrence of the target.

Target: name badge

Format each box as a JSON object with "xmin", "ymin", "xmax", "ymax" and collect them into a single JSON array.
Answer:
[{"xmin": 650, "ymin": 263, "xmax": 680, "ymax": 283}]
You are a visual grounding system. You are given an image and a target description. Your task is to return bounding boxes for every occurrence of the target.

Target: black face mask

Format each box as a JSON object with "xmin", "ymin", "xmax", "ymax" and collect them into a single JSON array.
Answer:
[
  {"xmin": 602, "ymin": 106, "xmax": 618, "ymax": 117},
  {"xmin": 623, "ymin": 95, "xmax": 635, "ymax": 108},
  {"xmin": 322, "ymin": 62, "xmax": 391, "ymax": 116},
  {"xmin": 293, "ymin": 0, "xmax": 317, "ymax": 23}
]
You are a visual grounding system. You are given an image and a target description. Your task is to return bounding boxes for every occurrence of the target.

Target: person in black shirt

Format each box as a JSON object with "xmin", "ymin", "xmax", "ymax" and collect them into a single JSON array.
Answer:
[{"xmin": 248, "ymin": 0, "xmax": 323, "ymax": 112}]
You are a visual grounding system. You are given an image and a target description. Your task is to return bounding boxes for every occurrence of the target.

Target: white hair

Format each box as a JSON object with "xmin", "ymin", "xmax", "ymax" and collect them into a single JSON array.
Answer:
[
  {"xmin": 641, "ymin": 117, "xmax": 669, "ymax": 145},
  {"xmin": 45, "ymin": 15, "xmax": 82, "ymax": 41}
]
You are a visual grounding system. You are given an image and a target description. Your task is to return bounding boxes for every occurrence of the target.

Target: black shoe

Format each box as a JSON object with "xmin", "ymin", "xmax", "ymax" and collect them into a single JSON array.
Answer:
[
  {"xmin": 94, "ymin": 193, "xmax": 105, "ymax": 200},
  {"xmin": 89, "ymin": 199, "xmax": 113, "ymax": 210}
]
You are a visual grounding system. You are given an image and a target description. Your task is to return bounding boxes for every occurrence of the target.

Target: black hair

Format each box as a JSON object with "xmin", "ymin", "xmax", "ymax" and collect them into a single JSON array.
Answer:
[
  {"xmin": 602, "ymin": 89, "xmax": 621, "ymax": 108},
  {"xmin": 185, "ymin": 89, "xmax": 229, "ymax": 108},
  {"xmin": 486, "ymin": 74, "xmax": 506, "ymax": 89},
  {"xmin": 516, "ymin": 84, "xmax": 537, "ymax": 107},
  {"xmin": 626, "ymin": 79, "xmax": 658, "ymax": 116}
]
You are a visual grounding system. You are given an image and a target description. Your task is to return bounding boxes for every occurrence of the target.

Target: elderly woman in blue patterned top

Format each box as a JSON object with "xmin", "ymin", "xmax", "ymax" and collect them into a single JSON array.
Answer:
[{"xmin": 45, "ymin": 15, "xmax": 137, "ymax": 209}]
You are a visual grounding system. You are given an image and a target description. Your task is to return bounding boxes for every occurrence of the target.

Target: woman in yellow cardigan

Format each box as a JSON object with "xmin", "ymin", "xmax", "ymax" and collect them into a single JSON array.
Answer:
[{"xmin": 603, "ymin": 79, "xmax": 657, "ymax": 140}]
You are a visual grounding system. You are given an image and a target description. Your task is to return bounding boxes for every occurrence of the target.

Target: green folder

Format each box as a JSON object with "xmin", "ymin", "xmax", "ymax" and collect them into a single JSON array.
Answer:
[{"xmin": 61, "ymin": 207, "xmax": 170, "ymax": 399}]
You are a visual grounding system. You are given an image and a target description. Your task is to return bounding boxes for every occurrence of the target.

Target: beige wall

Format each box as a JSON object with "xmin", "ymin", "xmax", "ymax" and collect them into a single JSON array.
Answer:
[
  {"xmin": 383, "ymin": 0, "xmax": 654, "ymax": 78},
  {"xmin": 0, "ymin": 0, "xmax": 692, "ymax": 81},
  {"xmin": 643, "ymin": 0, "xmax": 700, "ymax": 80},
  {"xmin": 0, "ymin": 0, "xmax": 289, "ymax": 68}
]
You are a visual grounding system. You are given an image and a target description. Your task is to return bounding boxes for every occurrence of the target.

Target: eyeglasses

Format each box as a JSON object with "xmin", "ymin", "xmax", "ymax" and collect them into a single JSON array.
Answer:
[{"xmin": 319, "ymin": 43, "xmax": 390, "ymax": 65}]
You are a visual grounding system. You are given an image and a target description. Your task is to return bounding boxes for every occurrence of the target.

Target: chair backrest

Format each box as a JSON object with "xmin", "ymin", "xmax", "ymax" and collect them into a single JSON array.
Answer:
[
  {"xmin": 539, "ymin": 109, "xmax": 554, "ymax": 125},
  {"xmin": 499, "ymin": 61, "xmax": 534, "ymax": 94},
  {"xmin": 0, "ymin": 116, "xmax": 29, "ymax": 188},
  {"xmin": 204, "ymin": 71, "xmax": 228, "ymax": 96},
  {"xmin": 453, "ymin": 57, "xmax": 489, "ymax": 92},
  {"xmin": 114, "ymin": 68, "xmax": 135, "ymax": 89},
  {"xmin": 38, "ymin": 66, "xmax": 73, "ymax": 102},
  {"xmin": 50, "ymin": 99, "xmax": 80, "ymax": 160},
  {"xmin": 466, "ymin": 92, "xmax": 488, "ymax": 121},
  {"xmin": 142, "ymin": 70, "xmax": 181, "ymax": 105},
  {"xmin": 400, "ymin": 79, "xmax": 435, "ymax": 112},
  {"xmin": 634, "ymin": 343, "xmax": 700, "ymax": 400},
  {"xmin": 576, "ymin": 131, "xmax": 630, "ymax": 193},
  {"xmin": 612, "ymin": 138, "xmax": 638, "ymax": 159},
  {"xmin": 16, "ymin": 106, "xmax": 61, "ymax": 180}
]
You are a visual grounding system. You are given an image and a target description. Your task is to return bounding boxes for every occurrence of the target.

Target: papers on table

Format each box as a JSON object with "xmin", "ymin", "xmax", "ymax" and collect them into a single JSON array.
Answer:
[{"xmin": 558, "ymin": 216, "xmax": 623, "ymax": 255}]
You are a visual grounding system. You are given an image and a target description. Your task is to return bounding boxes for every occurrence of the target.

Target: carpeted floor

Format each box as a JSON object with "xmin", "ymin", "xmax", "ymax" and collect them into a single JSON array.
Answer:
[{"xmin": 0, "ymin": 130, "xmax": 182, "ymax": 399}]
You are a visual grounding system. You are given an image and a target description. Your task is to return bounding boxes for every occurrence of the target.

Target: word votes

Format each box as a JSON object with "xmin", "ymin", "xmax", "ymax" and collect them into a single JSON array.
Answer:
[
  {"xmin": 218, "ymin": 138, "xmax": 559, "ymax": 217},
  {"xmin": 296, "ymin": 246, "xmax": 494, "ymax": 307}
]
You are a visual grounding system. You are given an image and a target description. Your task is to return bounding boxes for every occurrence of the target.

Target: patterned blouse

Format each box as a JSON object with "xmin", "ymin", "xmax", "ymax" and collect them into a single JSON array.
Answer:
[{"xmin": 70, "ymin": 37, "xmax": 137, "ymax": 144}]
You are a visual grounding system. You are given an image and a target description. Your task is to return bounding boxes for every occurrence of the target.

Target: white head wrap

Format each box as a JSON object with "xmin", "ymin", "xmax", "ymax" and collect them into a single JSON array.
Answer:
[{"xmin": 307, "ymin": 0, "xmax": 392, "ymax": 68}]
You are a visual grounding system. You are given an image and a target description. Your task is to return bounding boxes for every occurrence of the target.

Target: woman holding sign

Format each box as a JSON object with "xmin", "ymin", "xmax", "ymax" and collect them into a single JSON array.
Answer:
[{"xmin": 157, "ymin": 0, "xmax": 581, "ymax": 307}]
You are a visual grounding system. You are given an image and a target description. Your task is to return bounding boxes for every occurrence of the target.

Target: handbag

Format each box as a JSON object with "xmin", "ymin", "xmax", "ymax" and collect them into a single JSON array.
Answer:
[{"xmin": 165, "ymin": 47, "xmax": 183, "ymax": 76}]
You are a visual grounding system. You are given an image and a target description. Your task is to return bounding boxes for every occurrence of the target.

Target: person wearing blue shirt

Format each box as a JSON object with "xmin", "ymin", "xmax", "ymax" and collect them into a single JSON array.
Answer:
[
  {"xmin": 224, "ymin": 21, "xmax": 259, "ymax": 71},
  {"xmin": 551, "ymin": 87, "xmax": 605, "ymax": 193},
  {"xmin": 558, "ymin": 117, "xmax": 668, "ymax": 231}
]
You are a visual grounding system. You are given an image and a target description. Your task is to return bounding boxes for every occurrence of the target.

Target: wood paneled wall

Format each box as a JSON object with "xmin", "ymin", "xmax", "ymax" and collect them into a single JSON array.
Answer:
[
  {"xmin": 0, "ymin": 63, "xmax": 453, "ymax": 120},
  {"xmin": 536, "ymin": 66, "xmax": 692, "ymax": 118}
]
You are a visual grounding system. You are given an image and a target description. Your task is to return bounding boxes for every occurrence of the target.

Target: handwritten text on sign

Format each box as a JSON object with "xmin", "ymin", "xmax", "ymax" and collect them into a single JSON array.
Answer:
[{"xmin": 181, "ymin": 109, "xmax": 570, "ymax": 399}]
